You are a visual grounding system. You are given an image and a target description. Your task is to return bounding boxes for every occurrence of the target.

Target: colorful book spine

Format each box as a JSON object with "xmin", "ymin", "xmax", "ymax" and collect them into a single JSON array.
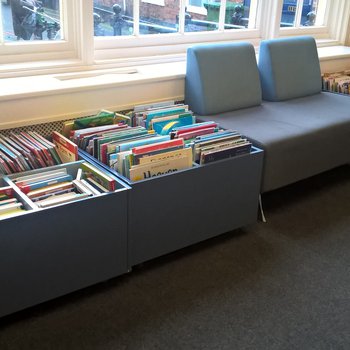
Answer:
[
  {"xmin": 132, "ymin": 138, "xmax": 184, "ymax": 156},
  {"xmin": 17, "ymin": 174, "xmax": 73, "ymax": 194}
]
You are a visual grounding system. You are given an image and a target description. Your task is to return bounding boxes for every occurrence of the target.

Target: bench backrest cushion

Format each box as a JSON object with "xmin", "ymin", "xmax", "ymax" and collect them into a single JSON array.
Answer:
[
  {"xmin": 185, "ymin": 42, "xmax": 262, "ymax": 115},
  {"xmin": 258, "ymin": 36, "xmax": 322, "ymax": 101}
]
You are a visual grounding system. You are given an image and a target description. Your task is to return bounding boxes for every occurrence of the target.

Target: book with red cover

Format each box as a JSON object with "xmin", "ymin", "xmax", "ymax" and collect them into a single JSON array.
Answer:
[
  {"xmin": 0, "ymin": 150, "xmax": 20, "ymax": 173},
  {"xmin": 29, "ymin": 131, "xmax": 62, "ymax": 165},
  {"xmin": 0, "ymin": 186, "xmax": 14, "ymax": 198},
  {"xmin": 14, "ymin": 133, "xmax": 47, "ymax": 168},
  {"xmin": 174, "ymin": 122, "xmax": 218, "ymax": 137},
  {"xmin": 18, "ymin": 174, "xmax": 73, "ymax": 194},
  {"xmin": 20, "ymin": 132, "xmax": 54, "ymax": 167},
  {"xmin": 173, "ymin": 127, "xmax": 216, "ymax": 140},
  {"xmin": 132, "ymin": 138, "xmax": 184, "ymax": 156},
  {"xmin": 52, "ymin": 131, "xmax": 78, "ymax": 163},
  {"xmin": 9, "ymin": 133, "xmax": 43, "ymax": 169}
]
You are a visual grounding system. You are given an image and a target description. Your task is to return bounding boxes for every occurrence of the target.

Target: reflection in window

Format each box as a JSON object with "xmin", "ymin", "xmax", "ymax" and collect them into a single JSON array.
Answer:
[
  {"xmin": 1, "ymin": 0, "xmax": 61, "ymax": 42},
  {"xmin": 281, "ymin": 0, "xmax": 320, "ymax": 27}
]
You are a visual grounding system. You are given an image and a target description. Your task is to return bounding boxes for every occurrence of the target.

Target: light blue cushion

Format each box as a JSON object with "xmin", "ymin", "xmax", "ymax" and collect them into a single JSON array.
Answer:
[
  {"xmin": 198, "ymin": 92, "xmax": 350, "ymax": 192},
  {"xmin": 185, "ymin": 42, "xmax": 262, "ymax": 115},
  {"xmin": 258, "ymin": 36, "xmax": 322, "ymax": 101}
]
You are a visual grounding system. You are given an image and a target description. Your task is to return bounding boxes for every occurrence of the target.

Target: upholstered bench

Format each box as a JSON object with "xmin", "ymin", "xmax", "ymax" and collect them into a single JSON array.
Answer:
[{"xmin": 185, "ymin": 36, "xmax": 350, "ymax": 193}]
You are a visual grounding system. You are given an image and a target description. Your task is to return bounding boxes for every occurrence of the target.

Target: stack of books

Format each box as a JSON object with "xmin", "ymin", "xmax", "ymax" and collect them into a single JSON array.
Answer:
[
  {"xmin": 129, "ymin": 101, "xmax": 195, "ymax": 133},
  {"xmin": 170, "ymin": 121, "xmax": 219, "ymax": 142},
  {"xmin": 118, "ymin": 138, "xmax": 193, "ymax": 182},
  {"xmin": 0, "ymin": 131, "xmax": 62, "ymax": 175},
  {"xmin": 322, "ymin": 71, "xmax": 350, "ymax": 94},
  {"xmin": 0, "ymin": 186, "xmax": 26, "ymax": 218},
  {"xmin": 71, "ymin": 124, "xmax": 156, "ymax": 165},
  {"xmin": 170, "ymin": 122, "xmax": 251, "ymax": 164},
  {"xmin": 11, "ymin": 162, "xmax": 117, "ymax": 208},
  {"xmin": 63, "ymin": 102, "xmax": 254, "ymax": 181},
  {"xmin": 62, "ymin": 109, "xmax": 131, "ymax": 137},
  {"xmin": 190, "ymin": 129, "xmax": 252, "ymax": 164}
]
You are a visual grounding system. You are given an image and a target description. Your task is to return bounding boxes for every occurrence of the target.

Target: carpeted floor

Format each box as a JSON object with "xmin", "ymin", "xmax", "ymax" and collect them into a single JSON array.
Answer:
[{"xmin": 0, "ymin": 165, "xmax": 349, "ymax": 350}]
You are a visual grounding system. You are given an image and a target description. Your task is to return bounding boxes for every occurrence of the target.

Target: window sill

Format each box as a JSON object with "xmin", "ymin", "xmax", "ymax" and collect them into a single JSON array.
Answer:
[
  {"xmin": 0, "ymin": 61, "xmax": 186, "ymax": 102},
  {"xmin": 318, "ymin": 45, "xmax": 350, "ymax": 61},
  {"xmin": 0, "ymin": 45, "xmax": 350, "ymax": 130},
  {"xmin": 1, "ymin": 45, "xmax": 350, "ymax": 101}
]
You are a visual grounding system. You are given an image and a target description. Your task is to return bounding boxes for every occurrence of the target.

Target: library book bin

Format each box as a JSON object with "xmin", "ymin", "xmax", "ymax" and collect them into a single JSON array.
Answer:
[
  {"xmin": 0, "ymin": 161, "xmax": 129, "ymax": 318},
  {"xmin": 82, "ymin": 147, "xmax": 264, "ymax": 267}
]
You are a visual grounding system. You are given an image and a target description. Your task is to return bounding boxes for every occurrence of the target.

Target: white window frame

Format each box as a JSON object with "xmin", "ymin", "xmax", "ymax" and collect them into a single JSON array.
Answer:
[
  {"xmin": 142, "ymin": 0, "xmax": 165, "ymax": 5},
  {"xmin": 186, "ymin": 0, "xmax": 207, "ymax": 16},
  {"xmin": 0, "ymin": 0, "xmax": 93, "ymax": 75},
  {"xmin": 94, "ymin": 0, "xmax": 261, "ymax": 65},
  {"xmin": 279, "ymin": 0, "xmax": 331, "ymax": 40},
  {"xmin": 0, "ymin": 0, "xmax": 349, "ymax": 78}
]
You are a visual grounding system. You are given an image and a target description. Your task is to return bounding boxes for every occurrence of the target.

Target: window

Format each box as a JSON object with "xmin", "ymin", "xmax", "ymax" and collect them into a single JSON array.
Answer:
[
  {"xmin": 142, "ymin": 0, "xmax": 165, "ymax": 5},
  {"xmin": 0, "ymin": 0, "xmax": 83, "ymax": 69},
  {"xmin": 1, "ymin": 0, "xmax": 61, "ymax": 42},
  {"xmin": 93, "ymin": 0, "xmax": 259, "ymax": 37},
  {"xmin": 280, "ymin": 0, "xmax": 327, "ymax": 27},
  {"xmin": 0, "ymin": 0, "xmax": 349, "ymax": 77}
]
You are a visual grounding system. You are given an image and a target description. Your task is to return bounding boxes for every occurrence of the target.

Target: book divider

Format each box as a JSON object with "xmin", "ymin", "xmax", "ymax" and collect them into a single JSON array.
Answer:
[
  {"xmin": 80, "ymin": 147, "xmax": 264, "ymax": 267},
  {"xmin": 0, "ymin": 158, "xmax": 129, "ymax": 318}
]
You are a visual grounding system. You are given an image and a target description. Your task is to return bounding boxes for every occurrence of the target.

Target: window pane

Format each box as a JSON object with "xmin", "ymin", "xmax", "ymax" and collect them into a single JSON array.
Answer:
[
  {"xmin": 93, "ymin": 0, "xmax": 134, "ymax": 37},
  {"xmin": 139, "ymin": 0, "xmax": 179, "ymax": 35},
  {"xmin": 224, "ymin": 0, "xmax": 256, "ymax": 29},
  {"xmin": 281, "ymin": 0, "xmax": 320, "ymax": 27},
  {"xmin": 185, "ymin": 0, "xmax": 257, "ymax": 33},
  {"xmin": 1, "ymin": 0, "xmax": 61, "ymax": 41},
  {"xmin": 300, "ymin": 0, "xmax": 319, "ymax": 27},
  {"xmin": 185, "ymin": 1, "xmax": 221, "ymax": 33}
]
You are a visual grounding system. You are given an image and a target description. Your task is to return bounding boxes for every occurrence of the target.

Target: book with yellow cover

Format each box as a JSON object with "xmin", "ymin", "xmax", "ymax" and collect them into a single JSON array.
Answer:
[{"xmin": 129, "ymin": 153, "xmax": 192, "ymax": 182}]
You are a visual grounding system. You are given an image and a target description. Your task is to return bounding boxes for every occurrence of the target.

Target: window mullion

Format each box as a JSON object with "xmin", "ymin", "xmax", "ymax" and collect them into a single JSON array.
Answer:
[
  {"xmin": 178, "ymin": 0, "xmax": 186, "ymax": 34},
  {"xmin": 329, "ymin": 0, "xmax": 350, "ymax": 43},
  {"xmin": 294, "ymin": 0, "xmax": 303, "ymax": 27},
  {"xmin": 247, "ymin": 0, "xmax": 259, "ymax": 29},
  {"xmin": 315, "ymin": 0, "xmax": 329, "ymax": 26},
  {"xmin": 259, "ymin": 0, "xmax": 283, "ymax": 39},
  {"xmin": 0, "ymin": 3, "xmax": 3, "ymax": 44},
  {"xmin": 134, "ymin": 0, "xmax": 140, "ymax": 36},
  {"xmin": 79, "ymin": 0, "xmax": 94, "ymax": 65},
  {"xmin": 218, "ymin": 0, "xmax": 227, "ymax": 31}
]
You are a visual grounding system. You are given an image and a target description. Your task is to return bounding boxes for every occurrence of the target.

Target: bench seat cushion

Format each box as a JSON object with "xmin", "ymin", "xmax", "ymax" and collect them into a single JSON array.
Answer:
[
  {"xmin": 198, "ymin": 92, "xmax": 350, "ymax": 192},
  {"xmin": 185, "ymin": 42, "xmax": 262, "ymax": 115},
  {"xmin": 258, "ymin": 36, "xmax": 322, "ymax": 101}
]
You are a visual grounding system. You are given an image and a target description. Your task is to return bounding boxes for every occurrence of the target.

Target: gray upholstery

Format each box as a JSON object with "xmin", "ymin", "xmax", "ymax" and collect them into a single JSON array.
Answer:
[
  {"xmin": 258, "ymin": 36, "xmax": 322, "ymax": 101},
  {"xmin": 185, "ymin": 37, "xmax": 350, "ymax": 193},
  {"xmin": 185, "ymin": 42, "xmax": 262, "ymax": 115},
  {"xmin": 198, "ymin": 92, "xmax": 350, "ymax": 192}
]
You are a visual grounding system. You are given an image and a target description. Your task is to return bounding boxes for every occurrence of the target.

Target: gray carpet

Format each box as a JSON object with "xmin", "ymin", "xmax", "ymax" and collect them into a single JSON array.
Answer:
[{"xmin": 1, "ymin": 165, "xmax": 350, "ymax": 350}]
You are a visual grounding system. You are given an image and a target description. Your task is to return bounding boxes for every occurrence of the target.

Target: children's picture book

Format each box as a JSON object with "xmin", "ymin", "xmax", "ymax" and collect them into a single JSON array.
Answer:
[
  {"xmin": 0, "ymin": 185, "xmax": 25, "ymax": 219},
  {"xmin": 129, "ymin": 154, "xmax": 192, "ymax": 182},
  {"xmin": 151, "ymin": 112, "xmax": 195, "ymax": 135},
  {"xmin": 74, "ymin": 110, "xmax": 115, "ymax": 129},
  {"xmin": 80, "ymin": 162, "xmax": 117, "ymax": 191},
  {"xmin": 52, "ymin": 132, "xmax": 79, "ymax": 163}
]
